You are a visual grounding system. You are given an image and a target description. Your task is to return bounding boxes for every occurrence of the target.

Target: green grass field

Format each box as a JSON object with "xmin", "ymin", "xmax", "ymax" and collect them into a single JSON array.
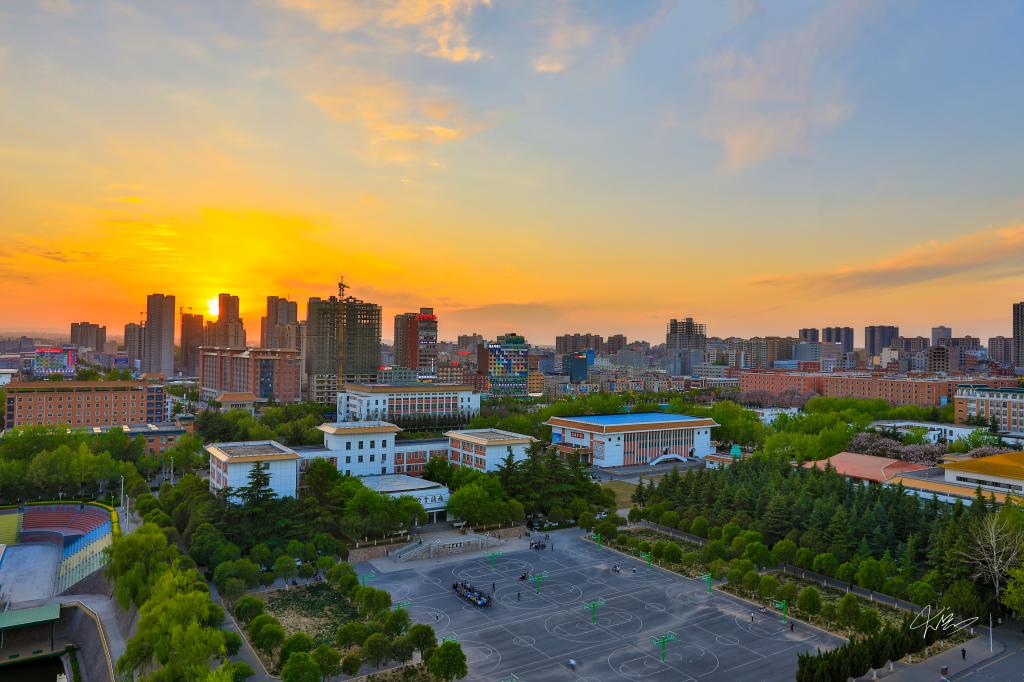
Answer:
[{"xmin": 601, "ymin": 479, "xmax": 636, "ymax": 509}]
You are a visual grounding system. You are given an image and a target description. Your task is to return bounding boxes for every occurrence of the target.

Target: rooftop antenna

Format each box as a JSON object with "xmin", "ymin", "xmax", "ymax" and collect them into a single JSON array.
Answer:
[{"xmin": 338, "ymin": 276, "xmax": 349, "ymax": 300}]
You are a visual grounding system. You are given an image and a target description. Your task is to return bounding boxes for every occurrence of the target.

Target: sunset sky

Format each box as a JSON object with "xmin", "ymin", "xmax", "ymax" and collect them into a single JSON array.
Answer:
[{"xmin": 1, "ymin": 0, "xmax": 1023, "ymax": 345}]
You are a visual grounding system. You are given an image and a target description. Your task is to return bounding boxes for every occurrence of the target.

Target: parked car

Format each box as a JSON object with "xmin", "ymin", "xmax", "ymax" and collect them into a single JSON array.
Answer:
[{"xmin": 595, "ymin": 512, "xmax": 608, "ymax": 520}]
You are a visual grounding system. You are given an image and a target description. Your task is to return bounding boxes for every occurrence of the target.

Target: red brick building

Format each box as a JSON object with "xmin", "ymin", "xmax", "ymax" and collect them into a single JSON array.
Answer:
[
  {"xmin": 198, "ymin": 347, "xmax": 302, "ymax": 404},
  {"xmin": 4, "ymin": 380, "xmax": 165, "ymax": 428}
]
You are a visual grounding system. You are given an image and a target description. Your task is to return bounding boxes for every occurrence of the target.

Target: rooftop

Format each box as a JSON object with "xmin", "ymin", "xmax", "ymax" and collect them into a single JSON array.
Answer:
[
  {"xmin": 360, "ymin": 474, "xmax": 448, "ymax": 494},
  {"xmin": 942, "ymin": 451, "xmax": 1024, "ymax": 480},
  {"xmin": 0, "ymin": 603, "xmax": 60, "ymax": 632},
  {"xmin": 888, "ymin": 476, "xmax": 1009, "ymax": 504},
  {"xmin": 561, "ymin": 412, "xmax": 702, "ymax": 425},
  {"xmin": 545, "ymin": 412, "xmax": 719, "ymax": 433},
  {"xmin": 318, "ymin": 421, "xmax": 402, "ymax": 435},
  {"xmin": 445, "ymin": 428, "xmax": 537, "ymax": 444},
  {"xmin": 206, "ymin": 440, "xmax": 299, "ymax": 462},
  {"xmin": 803, "ymin": 451, "xmax": 928, "ymax": 483},
  {"xmin": 343, "ymin": 383, "xmax": 474, "ymax": 393}
]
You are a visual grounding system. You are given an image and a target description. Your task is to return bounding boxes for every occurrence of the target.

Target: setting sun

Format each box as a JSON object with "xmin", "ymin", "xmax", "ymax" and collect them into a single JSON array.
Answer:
[{"xmin": 207, "ymin": 297, "xmax": 219, "ymax": 318}]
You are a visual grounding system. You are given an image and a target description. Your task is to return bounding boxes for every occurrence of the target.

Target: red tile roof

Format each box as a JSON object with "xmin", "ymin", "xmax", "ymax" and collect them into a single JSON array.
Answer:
[{"xmin": 803, "ymin": 451, "xmax": 928, "ymax": 483}]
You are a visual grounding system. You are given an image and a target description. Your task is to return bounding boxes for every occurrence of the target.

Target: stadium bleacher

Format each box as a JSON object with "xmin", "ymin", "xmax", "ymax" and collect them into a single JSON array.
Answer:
[{"xmin": 1, "ymin": 504, "xmax": 115, "ymax": 594}]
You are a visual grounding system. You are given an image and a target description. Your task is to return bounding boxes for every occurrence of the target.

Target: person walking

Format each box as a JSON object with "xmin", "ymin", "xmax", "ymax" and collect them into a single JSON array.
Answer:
[
  {"xmin": 517, "ymin": 592, "xmax": 521, "ymax": 602},
  {"xmin": 751, "ymin": 612, "xmax": 755, "ymax": 623},
  {"xmin": 790, "ymin": 622, "xmax": 794, "ymax": 633},
  {"xmin": 492, "ymin": 582, "xmax": 496, "ymax": 593},
  {"xmin": 962, "ymin": 648, "xmax": 967, "ymax": 660}
]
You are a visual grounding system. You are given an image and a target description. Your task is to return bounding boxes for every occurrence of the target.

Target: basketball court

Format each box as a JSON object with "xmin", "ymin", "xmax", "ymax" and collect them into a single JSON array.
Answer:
[{"xmin": 358, "ymin": 529, "xmax": 843, "ymax": 681}]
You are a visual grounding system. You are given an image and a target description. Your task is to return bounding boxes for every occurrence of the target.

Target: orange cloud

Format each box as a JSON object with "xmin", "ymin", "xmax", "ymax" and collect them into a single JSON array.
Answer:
[
  {"xmin": 278, "ymin": 0, "xmax": 488, "ymax": 62},
  {"xmin": 306, "ymin": 75, "xmax": 484, "ymax": 163},
  {"xmin": 751, "ymin": 223, "xmax": 1024, "ymax": 293}
]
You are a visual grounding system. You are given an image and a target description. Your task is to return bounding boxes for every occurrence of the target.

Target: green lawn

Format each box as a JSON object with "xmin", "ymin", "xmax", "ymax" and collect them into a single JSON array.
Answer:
[{"xmin": 601, "ymin": 479, "xmax": 636, "ymax": 509}]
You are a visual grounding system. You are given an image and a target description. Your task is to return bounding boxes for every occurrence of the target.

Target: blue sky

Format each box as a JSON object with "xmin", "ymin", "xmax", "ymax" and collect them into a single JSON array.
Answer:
[{"xmin": 1, "ymin": 0, "xmax": 1023, "ymax": 344}]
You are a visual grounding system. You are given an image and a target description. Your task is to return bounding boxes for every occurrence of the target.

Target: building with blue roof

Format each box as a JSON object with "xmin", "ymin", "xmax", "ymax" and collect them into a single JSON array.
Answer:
[{"xmin": 544, "ymin": 412, "xmax": 718, "ymax": 468}]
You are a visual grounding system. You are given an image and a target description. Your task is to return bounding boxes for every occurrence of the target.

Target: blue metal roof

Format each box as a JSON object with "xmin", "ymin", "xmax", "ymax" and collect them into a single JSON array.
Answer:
[{"xmin": 565, "ymin": 412, "xmax": 701, "ymax": 425}]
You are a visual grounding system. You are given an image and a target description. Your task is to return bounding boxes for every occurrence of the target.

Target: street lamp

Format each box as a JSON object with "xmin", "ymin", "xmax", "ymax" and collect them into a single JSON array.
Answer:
[{"xmin": 120, "ymin": 475, "xmax": 125, "ymax": 512}]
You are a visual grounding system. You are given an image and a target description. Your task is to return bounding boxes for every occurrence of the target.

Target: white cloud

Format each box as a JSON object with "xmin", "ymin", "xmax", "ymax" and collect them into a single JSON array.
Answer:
[{"xmin": 700, "ymin": 0, "xmax": 886, "ymax": 171}]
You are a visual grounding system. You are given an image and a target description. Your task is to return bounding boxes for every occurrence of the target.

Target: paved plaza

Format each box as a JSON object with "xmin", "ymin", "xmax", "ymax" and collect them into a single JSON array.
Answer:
[
  {"xmin": 358, "ymin": 529, "xmax": 843, "ymax": 681},
  {"xmin": 0, "ymin": 544, "xmax": 58, "ymax": 604}
]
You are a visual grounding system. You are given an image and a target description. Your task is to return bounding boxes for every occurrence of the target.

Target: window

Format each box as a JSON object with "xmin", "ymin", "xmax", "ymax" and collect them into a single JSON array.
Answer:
[
  {"xmin": 370, "ymin": 454, "xmax": 375, "ymax": 462},
  {"xmin": 345, "ymin": 442, "xmax": 351, "ymax": 450},
  {"xmin": 358, "ymin": 440, "xmax": 364, "ymax": 449},
  {"xmin": 382, "ymin": 453, "xmax": 387, "ymax": 462},
  {"xmin": 370, "ymin": 440, "xmax": 375, "ymax": 448},
  {"xmin": 345, "ymin": 456, "xmax": 351, "ymax": 464},
  {"xmin": 381, "ymin": 466, "xmax": 387, "ymax": 474},
  {"xmin": 358, "ymin": 455, "xmax": 364, "ymax": 463}
]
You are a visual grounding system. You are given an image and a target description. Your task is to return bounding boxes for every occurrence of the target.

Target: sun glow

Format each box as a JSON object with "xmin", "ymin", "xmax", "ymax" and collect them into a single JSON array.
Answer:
[{"xmin": 207, "ymin": 297, "xmax": 219, "ymax": 317}]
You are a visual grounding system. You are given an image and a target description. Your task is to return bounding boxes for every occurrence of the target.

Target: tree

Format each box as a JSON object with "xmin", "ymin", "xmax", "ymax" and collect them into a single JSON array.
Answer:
[
  {"xmin": 252, "ymin": 621, "xmax": 285, "ymax": 653},
  {"xmin": 224, "ymin": 630, "xmax": 243, "ymax": 656},
  {"xmin": 362, "ymin": 633, "xmax": 391, "ymax": 668},
  {"xmin": 336, "ymin": 621, "xmax": 367, "ymax": 648},
  {"xmin": 959, "ymin": 514, "xmax": 1024, "ymax": 611},
  {"xmin": 772, "ymin": 539, "xmax": 798, "ymax": 565},
  {"xmin": 223, "ymin": 577, "xmax": 245, "ymax": 603},
  {"xmin": 407, "ymin": 623, "xmax": 437, "ymax": 657},
  {"xmin": 907, "ymin": 580, "xmax": 937, "ymax": 607},
  {"xmin": 812, "ymin": 552, "xmax": 838, "ymax": 576},
  {"xmin": 744, "ymin": 542, "xmax": 774, "ymax": 569},
  {"xmin": 280, "ymin": 632, "xmax": 314, "ymax": 667},
  {"xmin": 233, "ymin": 596, "xmax": 264, "ymax": 624},
  {"xmin": 274, "ymin": 555, "xmax": 297, "ymax": 587},
  {"xmin": 855, "ymin": 608, "xmax": 881, "ymax": 636},
  {"xmin": 340, "ymin": 652, "xmax": 361, "ymax": 676},
  {"xmin": 281, "ymin": 652, "xmax": 321, "ymax": 682},
  {"xmin": 838, "ymin": 593, "xmax": 861, "ymax": 628},
  {"xmin": 310, "ymin": 644, "xmax": 341, "ymax": 681},
  {"xmin": 855, "ymin": 558, "xmax": 886, "ymax": 592},
  {"xmin": 427, "ymin": 641, "xmax": 469, "ymax": 682},
  {"xmin": 384, "ymin": 607, "xmax": 412, "ymax": 637},
  {"xmin": 742, "ymin": 570, "xmax": 761, "ymax": 593},
  {"xmin": 797, "ymin": 586, "xmax": 821, "ymax": 616},
  {"xmin": 758, "ymin": 575, "xmax": 779, "ymax": 600}
]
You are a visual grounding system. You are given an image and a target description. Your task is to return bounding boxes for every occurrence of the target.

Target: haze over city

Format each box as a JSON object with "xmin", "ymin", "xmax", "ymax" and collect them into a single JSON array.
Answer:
[{"xmin": 2, "ymin": 1, "xmax": 1024, "ymax": 342}]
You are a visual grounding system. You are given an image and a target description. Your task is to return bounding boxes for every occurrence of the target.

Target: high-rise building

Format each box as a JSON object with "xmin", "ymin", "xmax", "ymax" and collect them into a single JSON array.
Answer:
[
  {"xmin": 988, "ymin": 336, "xmax": 1014, "ymax": 366},
  {"xmin": 865, "ymin": 325, "xmax": 899, "ymax": 358},
  {"xmin": 1014, "ymin": 302, "xmax": 1024, "ymax": 369},
  {"xmin": 889, "ymin": 336, "xmax": 930, "ymax": 354},
  {"xmin": 932, "ymin": 326, "xmax": 952, "ymax": 346},
  {"xmin": 606, "ymin": 334, "xmax": 628, "ymax": 354},
  {"xmin": 666, "ymin": 318, "xmax": 707, "ymax": 352},
  {"xmin": 261, "ymin": 296, "xmax": 298, "ymax": 348},
  {"xmin": 457, "ymin": 334, "xmax": 484, "ymax": 352},
  {"xmin": 305, "ymin": 296, "xmax": 342, "ymax": 405},
  {"xmin": 822, "ymin": 326, "xmax": 854, "ymax": 354},
  {"xmin": 393, "ymin": 308, "xmax": 438, "ymax": 378},
  {"xmin": 478, "ymin": 332, "xmax": 530, "ymax": 396},
  {"xmin": 180, "ymin": 312, "xmax": 204, "ymax": 376},
  {"xmin": 205, "ymin": 293, "xmax": 246, "ymax": 348},
  {"xmin": 70, "ymin": 322, "xmax": 106, "ymax": 351},
  {"xmin": 340, "ymin": 295, "xmax": 381, "ymax": 383},
  {"xmin": 555, "ymin": 333, "xmax": 605, "ymax": 354},
  {"xmin": 142, "ymin": 293, "xmax": 175, "ymax": 376},
  {"xmin": 798, "ymin": 328, "xmax": 820, "ymax": 343},
  {"xmin": 562, "ymin": 352, "xmax": 589, "ymax": 383},
  {"xmin": 124, "ymin": 322, "xmax": 145, "ymax": 368}
]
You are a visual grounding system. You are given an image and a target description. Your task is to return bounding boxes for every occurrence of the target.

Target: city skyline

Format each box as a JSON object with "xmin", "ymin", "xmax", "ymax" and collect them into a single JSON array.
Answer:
[{"xmin": 2, "ymin": 2, "xmax": 1024, "ymax": 342}]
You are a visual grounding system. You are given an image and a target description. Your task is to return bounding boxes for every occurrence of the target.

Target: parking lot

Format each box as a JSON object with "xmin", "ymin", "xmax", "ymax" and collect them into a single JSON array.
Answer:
[{"xmin": 359, "ymin": 529, "xmax": 842, "ymax": 681}]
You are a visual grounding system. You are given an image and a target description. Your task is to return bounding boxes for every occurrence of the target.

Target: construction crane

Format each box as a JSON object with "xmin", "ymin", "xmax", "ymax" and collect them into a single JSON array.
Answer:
[{"xmin": 338, "ymin": 275, "xmax": 349, "ymax": 299}]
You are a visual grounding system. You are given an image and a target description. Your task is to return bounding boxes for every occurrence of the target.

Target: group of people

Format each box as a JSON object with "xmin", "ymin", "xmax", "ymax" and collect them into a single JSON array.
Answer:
[
  {"xmin": 452, "ymin": 580, "xmax": 491, "ymax": 608},
  {"xmin": 610, "ymin": 564, "xmax": 636, "ymax": 575}
]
